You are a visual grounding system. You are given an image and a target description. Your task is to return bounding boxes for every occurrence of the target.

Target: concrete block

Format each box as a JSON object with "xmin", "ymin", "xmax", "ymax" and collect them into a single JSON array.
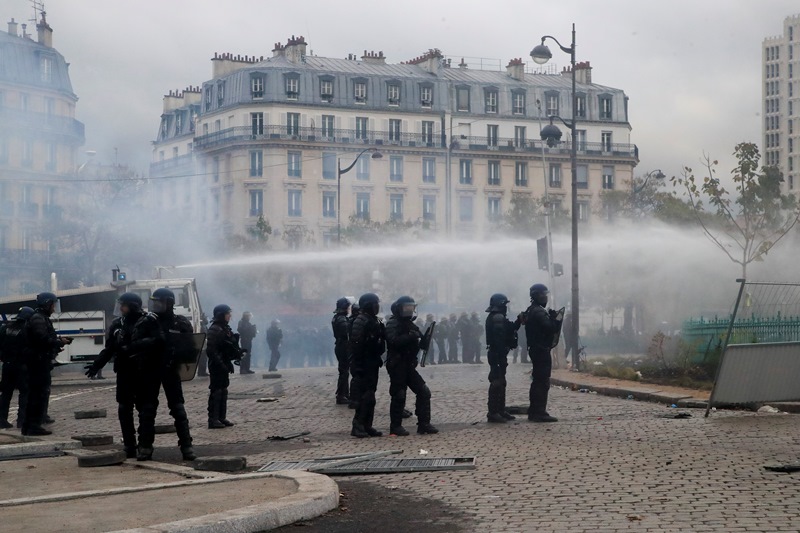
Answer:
[
  {"xmin": 71, "ymin": 435, "xmax": 114, "ymax": 446},
  {"xmin": 77, "ymin": 450, "xmax": 127, "ymax": 467},
  {"xmin": 74, "ymin": 409, "xmax": 107, "ymax": 419},
  {"xmin": 194, "ymin": 456, "xmax": 247, "ymax": 472}
]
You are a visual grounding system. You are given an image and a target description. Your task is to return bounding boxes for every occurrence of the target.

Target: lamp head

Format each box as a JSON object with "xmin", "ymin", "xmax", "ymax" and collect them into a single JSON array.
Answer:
[
  {"xmin": 371, "ymin": 151, "xmax": 383, "ymax": 159},
  {"xmin": 540, "ymin": 123, "xmax": 563, "ymax": 147},
  {"xmin": 530, "ymin": 43, "xmax": 552, "ymax": 65}
]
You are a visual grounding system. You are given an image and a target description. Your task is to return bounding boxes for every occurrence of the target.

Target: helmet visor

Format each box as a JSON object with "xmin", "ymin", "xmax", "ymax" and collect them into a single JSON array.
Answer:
[
  {"xmin": 401, "ymin": 303, "xmax": 417, "ymax": 318},
  {"xmin": 151, "ymin": 300, "xmax": 168, "ymax": 314}
]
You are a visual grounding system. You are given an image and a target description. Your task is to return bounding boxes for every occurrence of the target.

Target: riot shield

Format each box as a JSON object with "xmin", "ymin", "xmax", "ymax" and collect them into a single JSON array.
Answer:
[
  {"xmin": 420, "ymin": 322, "xmax": 436, "ymax": 367},
  {"xmin": 170, "ymin": 332, "xmax": 206, "ymax": 381}
]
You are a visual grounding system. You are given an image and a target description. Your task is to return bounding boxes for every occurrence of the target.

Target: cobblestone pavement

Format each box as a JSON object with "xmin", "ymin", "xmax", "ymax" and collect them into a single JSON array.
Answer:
[{"xmin": 39, "ymin": 363, "xmax": 800, "ymax": 532}]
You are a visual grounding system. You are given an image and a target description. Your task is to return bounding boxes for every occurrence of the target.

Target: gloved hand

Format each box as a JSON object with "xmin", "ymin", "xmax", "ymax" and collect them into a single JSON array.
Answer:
[
  {"xmin": 84, "ymin": 363, "xmax": 100, "ymax": 378},
  {"xmin": 548, "ymin": 309, "xmax": 558, "ymax": 320},
  {"xmin": 517, "ymin": 312, "xmax": 527, "ymax": 325},
  {"xmin": 226, "ymin": 361, "xmax": 235, "ymax": 374}
]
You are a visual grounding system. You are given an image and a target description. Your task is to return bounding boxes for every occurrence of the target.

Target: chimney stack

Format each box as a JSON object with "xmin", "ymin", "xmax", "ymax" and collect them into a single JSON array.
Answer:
[
  {"xmin": 7, "ymin": 18, "xmax": 18, "ymax": 37},
  {"xmin": 361, "ymin": 50, "xmax": 386, "ymax": 65},
  {"xmin": 506, "ymin": 58, "xmax": 525, "ymax": 81},
  {"xmin": 21, "ymin": 23, "xmax": 28, "ymax": 39},
  {"xmin": 563, "ymin": 61, "xmax": 592, "ymax": 84},
  {"xmin": 36, "ymin": 12, "xmax": 53, "ymax": 48},
  {"xmin": 284, "ymin": 35, "xmax": 307, "ymax": 63}
]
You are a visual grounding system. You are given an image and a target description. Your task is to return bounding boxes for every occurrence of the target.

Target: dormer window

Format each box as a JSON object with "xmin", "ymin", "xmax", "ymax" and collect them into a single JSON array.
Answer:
[
  {"xmin": 217, "ymin": 81, "xmax": 225, "ymax": 105},
  {"xmin": 485, "ymin": 89, "xmax": 498, "ymax": 113},
  {"xmin": 599, "ymin": 95, "xmax": 613, "ymax": 120},
  {"xmin": 250, "ymin": 75, "xmax": 264, "ymax": 99},
  {"xmin": 354, "ymin": 81, "xmax": 367, "ymax": 103},
  {"xmin": 512, "ymin": 91, "xmax": 525, "ymax": 115},
  {"xmin": 40, "ymin": 56, "xmax": 52, "ymax": 83},
  {"xmin": 388, "ymin": 84, "xmax": 401, "ymax": 106},
  {"xmin": 175, "ymin": 113, "xmax": 183, "ymax": 134},
  {"xmin": 545, "ymin": 91, "xmax": 559, "ymax": 116},
  {"xmin": 320, "ymin": 79, "xmax": 334, "ymax": 103},
  {"xmin": 286, "ymin": 77, "xmax": 299, "ymax": 100},
  {"xmin": 204, "ymin": 87, "xmax": 212, "ymax": 111},
  {"xmin": 420, "ymin": 85, "xmax": 433, "ymax": 108}
]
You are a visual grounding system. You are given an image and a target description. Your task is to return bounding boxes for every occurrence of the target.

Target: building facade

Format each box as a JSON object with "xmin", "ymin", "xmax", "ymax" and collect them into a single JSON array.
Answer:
[
  {"xmin": 0, "ymin": 14, "xmax": 85, "ymax": 295},
  {"xmin": 151, "ymin": 37, "xmax": 638, "ymax": 246},
  {"xmin": 763, "ymin": 14, "xmax": 800, "ymax": 193}
]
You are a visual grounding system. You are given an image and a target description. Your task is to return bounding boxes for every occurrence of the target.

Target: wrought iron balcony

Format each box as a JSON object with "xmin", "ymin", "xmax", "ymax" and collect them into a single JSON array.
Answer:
[
  {"xmin": 0, "ymin": 108, "xmax": 85, "ymax": 141},
  {"xmin": 452, "ymin": 136, "xmax": 638, "ymax": 158},
  {"xmin": 149, "ymin": 153, "xmax": 196, "ymax": 175},
  {"xmin": 194, "ymin": 125, "xmax": 445, "ymax": 151}
]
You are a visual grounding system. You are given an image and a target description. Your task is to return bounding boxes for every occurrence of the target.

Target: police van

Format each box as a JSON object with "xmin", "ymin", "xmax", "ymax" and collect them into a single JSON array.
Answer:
[{"xmin": 0, "ymin": 274, "xmax": 205, "ymax": 365}]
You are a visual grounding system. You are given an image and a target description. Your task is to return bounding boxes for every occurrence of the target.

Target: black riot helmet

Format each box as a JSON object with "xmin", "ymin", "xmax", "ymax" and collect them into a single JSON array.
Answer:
[
  {"xmin": 335, "ymin": 297, "xmax": 350, "ymax": 314},
  {"xmin": 351, "ymin": 303, "xmax": 360, "ymax": 317},
  {"xmin": 486, "ymin": 293, "xmax": 510, "ymax": 314},
  {"xmin": 394, "ymin": 296, "xmax": 417, "ymax": 320},
  {"xmin": 530, "ymin": 283, "xmax": 549, "ymax": 307},
  {"xmin": 117, "ymin": 292, "xmax": 143, "ymax": 316},
  {"xmin": 213, "ymin": 304, "xmax": 232, "ymax": 322},
  {"xmin": 16, "ymin": 307, "xmax": 35, "ymax": 321},
  {"xmin": 36, "ymin": 292, "xmax": 58, "ymax": 314},
  {"xmin": 150, "ymin": 288, "xmax": 176, "ymax": 314},
  {"xmin": 358, "ymin": 293, "xmax": 380, "ymax": 316}
]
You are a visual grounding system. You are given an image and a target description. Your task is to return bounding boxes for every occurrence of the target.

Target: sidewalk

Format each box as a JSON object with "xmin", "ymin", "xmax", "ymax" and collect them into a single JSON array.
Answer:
[
  {"xmin": 0, "ymin": 436, "xmax": 338, "ymax": 533},
  {"xmin": 549, "ymin": 368, "xmax": 710, "ymax": 408}
]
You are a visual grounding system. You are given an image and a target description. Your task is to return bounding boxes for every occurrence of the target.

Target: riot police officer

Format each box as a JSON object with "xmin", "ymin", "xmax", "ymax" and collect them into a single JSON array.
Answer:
[
  {"xmin": 0, "ymin": 307, "xmax": 33, "ymax": 429},
  {"xmin": 525, "ymin": 284, "xmax": 563, "ymax": 422},
  {"xmin": 349, "ymin": 293, "xmax": 385, "ymax": 438},
  {"xmin": 485, "ymin": 294, "xmax": 522, "ymax": 423},
  {"xmin": 423, "ymin": 314, "xmax": 436, "ymax": 365},
  {"xmin": 266, "ymin": 320, "xmax": 283, "ymax": 372},
  {"xmin": 447, "ymin": 313, "xmax": 460, "ymax": 363},
  {"xmin": 385, "ymin": 296, "xmax": 438, "ymax": 436},
  {"xmin": 237, "ymin": 312, "xmax": 257, "ymax": 374},
  {"xmin": 332, "ymin": 298, "xmax": 351, "ymax": 405},
  {"xmin": 22, "ymin": 293, "xmax": 71, "ymax": 436},
  {"xmin": 435, "ymin": 317, "xmax": 449, "ymax": 364},
  {"xmin": 206, "ymin": 304, "xmax": 241, "ymax": 429},
  {"xmin": 150, "ymin": 288, "xmax": 196, "ymax": 460},
  {"xmin": 85, "ymin": 293, "xmax": 148, "ymax": 458},
  {"xmin": 347, "ymin": 303, "xmax": 360, "ymax": 409}
]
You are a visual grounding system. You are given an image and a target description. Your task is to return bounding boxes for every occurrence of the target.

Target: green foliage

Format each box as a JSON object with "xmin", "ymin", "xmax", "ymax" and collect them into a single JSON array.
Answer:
[
  {"xmin": 672, "ymin": 142, "xmax": 800, "ymax": 277},
  {"xmin": 247, "ymin": 215, "xmax": 273, "ymax": 245},
  {"xmin": 340, "ymin": 215, "xmax": 432, "ymax": 245}
]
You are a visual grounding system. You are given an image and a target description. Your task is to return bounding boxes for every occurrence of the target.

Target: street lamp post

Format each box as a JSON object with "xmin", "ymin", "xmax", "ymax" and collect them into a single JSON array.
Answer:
[
  {"xmin": 337, "ymin": 148, "xmax": 382, "ymax": 244},
  {"xmin": 532, "ymin": 24, "xmax": 580, "ymax": 369}
]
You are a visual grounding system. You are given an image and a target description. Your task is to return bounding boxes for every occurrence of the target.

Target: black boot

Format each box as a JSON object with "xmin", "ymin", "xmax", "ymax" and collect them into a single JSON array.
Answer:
[
  {"xmin": 487, "ymin": 413, "xmax": 507, "ymax": 423},
  {"xmin": 180, "ymin": 446, "xmax": 197, "ymax": 461},
  {"xmin": 124, "ymin": 446, "xmax": 137, "ymax": 459},
  {"xmin": 390, "ymin": 425, "xmax": 410, "ymax": 436},
  {"xmin": 208, "ymin": 390, "xmax": 225, "ymax": 428},
  {"xmin": 501, "ymin": 411, "xmax": 516, "ymax": 421},
  {"xmin": 417, "ymin": 422, "xmax": 439, "ymax": 434},
  {"xmin": 137, "ymin": 445, "xmax": 153, "ymax": 461},
  {"xmin": 351, "ymin": 421, "xmax": 369, "ymax": 438},
  {"xmin": 220, "ymin": 390, "xmax": 234, "ymax": 426}
]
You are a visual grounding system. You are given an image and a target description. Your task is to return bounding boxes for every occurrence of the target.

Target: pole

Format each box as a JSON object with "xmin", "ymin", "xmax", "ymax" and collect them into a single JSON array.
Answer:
[
  {"xmin": 337, "ymin": 158, "xmax": 342, "ymax": 245},
  {"xmin": 705, "ymin": 278, "xmax": 747, "ymax": 418},
  {"xmin": 569, "ymin": 23, "xmax": 580, "ymax": 370},
  {"xmin": 535, "ymin": 102, "xmax": 556, "ymax": 307}
]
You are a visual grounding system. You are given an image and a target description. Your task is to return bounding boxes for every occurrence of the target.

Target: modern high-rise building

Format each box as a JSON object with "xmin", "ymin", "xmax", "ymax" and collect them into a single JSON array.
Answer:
[
  {"xmin": 763, "ymin": 14, "xmax": 800, "ymax": 193},
  {"xmin": 0, "ymin": 13, "xmax": 85, "ymax": 295},
  {"xmin": 151, "ymin": 36, "xmax": 639, "ymax": 247}
]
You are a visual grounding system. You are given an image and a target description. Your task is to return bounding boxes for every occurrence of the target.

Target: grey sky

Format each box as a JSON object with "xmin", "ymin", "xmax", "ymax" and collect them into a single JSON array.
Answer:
[{"xmin": 5, "ymin": 0, "xmax": 797, "ymax": 178}]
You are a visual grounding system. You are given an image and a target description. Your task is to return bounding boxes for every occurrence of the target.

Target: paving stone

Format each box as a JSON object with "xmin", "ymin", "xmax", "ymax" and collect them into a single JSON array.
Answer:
[
  {"xmin": 71, "ymin": 434, "xmax": 114, "ymax": 446},
  {"xmin": 77, "ymin": 450, "xmax": 127, "ymax": 467},
  {"xmin": 74, "ymin": 409, "xmax": 107, "ymax": 419},
  {"xmin": 193, "ymin": 455, "xmax": 247, "ymax": 472}
]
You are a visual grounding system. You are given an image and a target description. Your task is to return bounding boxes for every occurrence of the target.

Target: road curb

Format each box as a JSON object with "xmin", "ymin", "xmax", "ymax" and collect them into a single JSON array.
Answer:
[
  {"xmin": 550, "ymin": 378, "xmax": 702, "ymax": 407},
  {"xmin": 108, "ymin": 470, "xmax": 338, "ymax": 533}
]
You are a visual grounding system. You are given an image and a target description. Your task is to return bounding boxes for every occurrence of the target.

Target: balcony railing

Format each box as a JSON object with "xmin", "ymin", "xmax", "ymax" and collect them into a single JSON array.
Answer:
[
  {"xmin": 149, "ymin": 153, "xmax": 196, "ymax": 174},
  {"xmin": 194, "ymin": 125, "xmax": 445, "ymax": 150},
  {"xmin": 191, "ymin": 125, "xmax": 638, "ymax": 160},
  {"xmin": 453, "ymin": 136, "xmax": 638, "ymax": 158},
  {"xmin": 0, "ymin": 108, "xmax": 85, "ymax": 140}
]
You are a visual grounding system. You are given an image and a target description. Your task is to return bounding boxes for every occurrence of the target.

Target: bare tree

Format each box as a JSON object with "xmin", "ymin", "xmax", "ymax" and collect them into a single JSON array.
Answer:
[{"xmin": 673, "ymin": 142, "xmax": 799, "ymax": 278}]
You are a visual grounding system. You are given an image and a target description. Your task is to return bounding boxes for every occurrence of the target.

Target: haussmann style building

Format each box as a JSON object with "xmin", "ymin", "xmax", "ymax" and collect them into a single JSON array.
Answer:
[
  {"xmin": 150, "ymin": 36, "xmax": 639, "ymax": 248},
  {"xmin": 0, "ymin": 14, "xmax": 85, "ymax": 295}
]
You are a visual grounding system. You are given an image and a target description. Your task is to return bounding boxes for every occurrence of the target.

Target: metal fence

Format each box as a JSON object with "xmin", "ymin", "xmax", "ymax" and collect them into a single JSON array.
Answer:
[{"xmin": 683, "ymin": 314, "xmax": 800, "ymax": 350}]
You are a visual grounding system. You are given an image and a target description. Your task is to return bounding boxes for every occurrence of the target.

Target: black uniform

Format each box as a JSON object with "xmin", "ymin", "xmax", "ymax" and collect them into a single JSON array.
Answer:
[
  {"xmin": 350, "ymin": 313, "xmax": 385, "ymax": 435},
  {"xmin": 346, "ymin": 310, "xmax": 360, "ymax": 408},
  {"xmin": 0, "ymin": 319, "xmax": 30, "ymax": 429},
  {"xmin": 129, "ymin": 313, "xmax": 170, "ymax": 452},
  {"xmin": 435, "ymin": 319, "xmax": 448, "ymax": 364},
  {"xmin": 22, "ymin": 309, "xmax": 62, "ymax": 434},
  {"xmin": 206, "ymin": 319, "xmax": 238, "ymax": 426},
  {"xmin": 237, "ymin": 317, "xmax": 257, "ymax": 373},
  {"xmin": 447, "ymin": 315, "xmax": 460, "ymax": 363},
  {"xmin": 525, "ymin": 304, "xmax": 562, "ymax": 418},
  {"xmin": 332, "ymin": 312, "xmax": 350, "ymax": 402},
  {"xmin": 153, "ymin": 311, "xmax": 194, "ymax": 451},
  {"xmin": 485, "ymin": 310, "xmax": 521, "ymax": 418},
  {"xmin": 385, "ymin": 316, "xmax": 431, "ymax": 431},
  {"xmin": 266, "ymin": 324, "xmax": 283, "ymax": 371},
  {"xmin": 457, "ymin": 314, "xmax": 472, "ymax": 363}
]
